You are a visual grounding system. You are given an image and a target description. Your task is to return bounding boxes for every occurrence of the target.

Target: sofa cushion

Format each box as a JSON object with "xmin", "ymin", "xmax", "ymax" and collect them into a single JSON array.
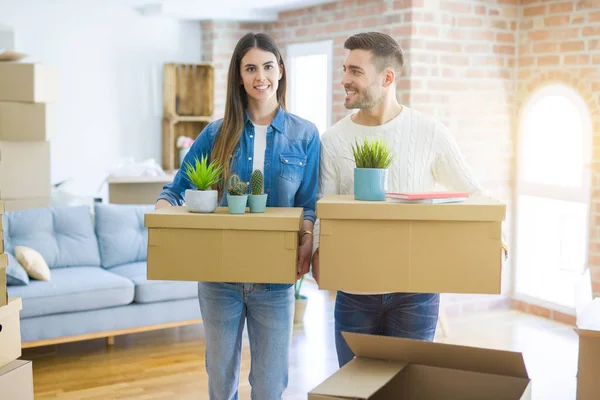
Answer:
[
  {"xmin": 95, "ymin": 204, "xmax": 152, "ymax": 269},
  {"xmin": 7, "ymin": 267, "xmax": 134, "ymax": 318},
  {"xmin": 6, "ymin": 252, "xmax": 29, "ymax": 286},
  {"xmin": 110, "ymin": 262, "xmax": 198, "ymax": 304},
  {"xmin": 2, "ymin": 206, "xmax": 101, "ymax": 269}
]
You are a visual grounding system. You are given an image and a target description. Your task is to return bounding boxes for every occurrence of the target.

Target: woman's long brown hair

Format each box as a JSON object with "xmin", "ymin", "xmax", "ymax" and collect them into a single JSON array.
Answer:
[{"xmin": 211, "ymin": 32, "xmax": 287, "ymax": 198}]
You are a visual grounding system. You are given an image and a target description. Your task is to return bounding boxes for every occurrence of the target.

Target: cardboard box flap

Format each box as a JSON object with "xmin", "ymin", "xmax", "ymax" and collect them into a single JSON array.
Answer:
[
  {"xmin": 343, "ymin": 332, "xmax": 529, "ymax": 379},
  {"xmin": 576, "ymin": 328, "xmax": 600, "ymax": 338},
  {"xmin": 309, "ymin": 357, "xmax": 407, "ymax": 399},
  {"xmin": 317, "ymin": 195, "xmax": 505, "ymax": 222},
  {"xmin": 144, "ymin": 206, "xmax": 303, "ymax": 232},
  {"xmin": 0, "ymin": 297, "xmax": 23, "ymax": 319}
]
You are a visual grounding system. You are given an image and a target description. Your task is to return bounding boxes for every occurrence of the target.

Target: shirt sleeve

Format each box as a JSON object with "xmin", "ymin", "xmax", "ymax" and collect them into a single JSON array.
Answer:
[
  {"xmin": 156, "ymin": 123, "xmax": 215, "ymax": 206},
  {"xmin": 294, "ymin": 124, "xmax": 321, "ymax": 223},
  {"xmin": 313, "ymin": 135, "xmax": 339, "ymax": 251}
]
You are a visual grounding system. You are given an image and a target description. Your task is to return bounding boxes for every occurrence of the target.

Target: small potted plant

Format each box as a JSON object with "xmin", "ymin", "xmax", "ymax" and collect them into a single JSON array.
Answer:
[
  {"xmin": 183, "ymin": 154, "xmax": 223, "ymax": 213},
  {"xmin": 248, "ymin": 170, "xmax": 268, "ymax": 213},
  {"xmin": 350, "ymin": 137, "xmax": 395, "ymax": 201},
  {"xmin": 293, "ymin": 276, "xmax": 308, "ymax": 323},
  {"xmin": 227, "ymin": 174, "xmax": 248, "ymax": 214}
]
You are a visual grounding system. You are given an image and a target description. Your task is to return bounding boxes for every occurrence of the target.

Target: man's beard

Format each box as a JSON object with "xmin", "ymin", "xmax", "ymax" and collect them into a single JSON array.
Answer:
[{"xmin": 344, "ymin": 85, "xmax": 380, "ymax": 110}]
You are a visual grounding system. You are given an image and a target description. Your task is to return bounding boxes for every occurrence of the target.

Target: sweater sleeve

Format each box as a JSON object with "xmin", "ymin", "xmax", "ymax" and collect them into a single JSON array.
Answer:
[
  {"xmin": 313, "ymin": 135, "xmax": 340, "ymax": 252},
  {"xmin": 432, "ymin": 123, "xmax": 486, "ymax": 196}
]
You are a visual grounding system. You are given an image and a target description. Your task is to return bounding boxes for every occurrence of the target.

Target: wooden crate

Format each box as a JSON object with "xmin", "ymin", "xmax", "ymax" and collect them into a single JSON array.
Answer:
[
  {"xmin": 162, "ymin": 118, "xmax": 210, "ymax": 172},
  {"xmin": 163, "ymin": 63, "xmax": 214, "ymax": 118}
]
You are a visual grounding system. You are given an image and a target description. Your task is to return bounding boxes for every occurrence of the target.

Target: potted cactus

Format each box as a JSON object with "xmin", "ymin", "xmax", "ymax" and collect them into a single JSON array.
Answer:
[
  {"xmin": 227, "ymin": 174, "xmax": 248, "ymax": 214},
  {"xmin": 248, "ymin": 170, "xmax": 268, "ymax": 213},
  {"xmin": 350, "ymin": 137, "xmax": 395, "ymax": 201},
  {"xmin": 183, "ymin": 154, "xmax": 223, "ymax": 213}
]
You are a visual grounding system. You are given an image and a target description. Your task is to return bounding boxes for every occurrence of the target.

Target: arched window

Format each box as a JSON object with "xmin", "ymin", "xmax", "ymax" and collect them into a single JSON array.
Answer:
[{"xmin": 514, "ymin": 84, "xmax": 592, "ymax": 312}]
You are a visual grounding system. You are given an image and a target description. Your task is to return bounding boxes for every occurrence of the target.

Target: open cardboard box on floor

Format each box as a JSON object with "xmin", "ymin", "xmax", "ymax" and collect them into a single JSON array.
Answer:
[
  {"xmin": 0, "ymin": 297, "xmax": 23, "ymax": 369},
  {"xmin": 0, "ymin": 360, "xmax": 34, "ymax": 400},
  {"xmin": 575, "ymin": 268, "xmax": 600, "ymax": 400},
  {"xmin": 309, "ymin": 332, "xmax": 531, "ymax": 400},
  {"xmin": 144, "ymin": 206, "xmax": 303, "ymax": 283},
  {"xmin": 316, "ymin": 195, "xmax": 506, "ymax": 294}
]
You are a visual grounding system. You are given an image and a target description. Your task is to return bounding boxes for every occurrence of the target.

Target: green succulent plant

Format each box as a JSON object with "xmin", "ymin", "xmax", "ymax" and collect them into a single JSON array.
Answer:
[
  {"xmin": 250, "ymin": 170, "xmax": 264, "ymax": 195},
  {"xmin": 350, "ymin": 137, "xmax": 395, "ymax": 169},
  {"xmin": 227, "ymin": 174, "xmax": 248, "ymax": 196},
  {"xmin": 183, "ymin": 154, "xmax": 223, "ymax": 191}
]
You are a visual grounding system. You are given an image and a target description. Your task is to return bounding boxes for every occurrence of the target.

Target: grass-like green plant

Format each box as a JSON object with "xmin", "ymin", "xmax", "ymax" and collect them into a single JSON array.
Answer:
[
  {"xmin": 250, "ymin": 170, "xmax": 264, "ymax": 195},
  {"xmin": 228, "ymin": 174, "xmax": 248, "ymax": 196},
  {"xmin": 350, "ymin": 137, "xmax": 395, "ymax": 169},
  {"xmin": 183, "ymin": 154, "xmax": 223, "ymax": 191}
]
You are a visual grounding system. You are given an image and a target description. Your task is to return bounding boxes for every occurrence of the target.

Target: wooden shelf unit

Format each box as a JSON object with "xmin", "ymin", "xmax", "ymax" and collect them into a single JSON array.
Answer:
[{"xmin": 162, "ymin": 63, "xmax": 214, "ymax": 172}]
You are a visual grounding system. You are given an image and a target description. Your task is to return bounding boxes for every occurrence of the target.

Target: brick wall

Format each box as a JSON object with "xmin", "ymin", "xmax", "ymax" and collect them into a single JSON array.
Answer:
[{"xmin": 510, "ymin": 0, "xmax": 600, "ymax": 325}]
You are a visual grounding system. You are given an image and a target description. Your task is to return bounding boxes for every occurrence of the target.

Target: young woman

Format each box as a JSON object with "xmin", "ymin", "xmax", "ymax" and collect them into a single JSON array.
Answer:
[{"xmin": 156, "ymin": 33, "xmax": 320, "ymax": 400}]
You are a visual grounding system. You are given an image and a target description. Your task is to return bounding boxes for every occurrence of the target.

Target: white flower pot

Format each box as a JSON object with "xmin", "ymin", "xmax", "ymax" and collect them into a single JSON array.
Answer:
[{"xmin": 184, "ymin": 189, "xmax": 218, "ymax": 213}]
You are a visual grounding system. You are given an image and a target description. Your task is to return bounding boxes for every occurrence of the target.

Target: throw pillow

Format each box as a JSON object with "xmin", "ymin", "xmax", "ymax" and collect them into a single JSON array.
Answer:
[
  {"xmin": 15, "ymin": 245, "xmax": 51, "ymax": 281},
  {"xmin": 5, "ymin": 252, "xmax": 29, "ymax": 286}
]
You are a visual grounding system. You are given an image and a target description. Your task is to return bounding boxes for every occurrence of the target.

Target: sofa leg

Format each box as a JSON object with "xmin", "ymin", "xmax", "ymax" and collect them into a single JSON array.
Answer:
[{"xmin": 107, "ymin": 336, "xmax": 115, "ymax": 346}]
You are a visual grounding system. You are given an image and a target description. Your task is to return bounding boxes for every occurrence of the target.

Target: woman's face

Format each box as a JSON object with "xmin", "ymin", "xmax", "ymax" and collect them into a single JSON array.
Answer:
[{"xmin": 240, "ymin": 47, "xmax": 283, "ymax": 104}]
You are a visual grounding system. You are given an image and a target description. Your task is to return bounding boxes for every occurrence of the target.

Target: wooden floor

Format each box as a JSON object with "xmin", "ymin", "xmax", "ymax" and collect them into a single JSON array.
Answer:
[{"xmin": 23, "ymin": 279, "xmax": 579, "ymax": 400}]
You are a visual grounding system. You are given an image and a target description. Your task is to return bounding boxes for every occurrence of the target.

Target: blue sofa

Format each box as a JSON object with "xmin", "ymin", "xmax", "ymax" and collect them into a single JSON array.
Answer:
[{"xmin": 3, "ymin": 203, "xmax": 202, "ymax": 346}]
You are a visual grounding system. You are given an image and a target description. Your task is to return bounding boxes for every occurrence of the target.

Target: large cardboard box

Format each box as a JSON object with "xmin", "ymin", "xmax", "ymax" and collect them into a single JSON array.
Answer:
[
  {"xmin": 0, "ymin": 63, "xmax": 58, "ymax": 103},
  {"xmin": 0, "ymin": 102, "xmax": 54, "ymax": 141},
  {"xmin": 309, "ymin": 332, "xmax": 531, "ymax": 400},
  {"xmin": 0, "ymin": 141, "xmax": 51, "ymax": 199},
  {"xmin": 3, "ymin": 197, "xmax": 51, "ymax": 212},
  {"xmin": 0, "ymin": 297, "xmax": 23, "ymax": 369},
  {"xmin": 575, "ymin": 268, "xmax": 600, "ymax": 400},
  {"xmin": 145, "ymin": 206, "xmax": 303, "ymax": 283},
  {"xmin": 108, "ymin": 174, "xmax": 175, "ymax": 205},
  {"xmin": 316, "ymin": 195, "xmax": 506, "ymax": 294},
  {"xmin": 0, "ymin": 360, "xmax": 34, "ymax": 400}
]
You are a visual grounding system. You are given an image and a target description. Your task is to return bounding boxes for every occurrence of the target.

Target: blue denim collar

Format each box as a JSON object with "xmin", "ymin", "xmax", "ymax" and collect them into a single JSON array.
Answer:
[{"xmin": 244, "ymin": 105, "xmax": 285, "ymax": 133}]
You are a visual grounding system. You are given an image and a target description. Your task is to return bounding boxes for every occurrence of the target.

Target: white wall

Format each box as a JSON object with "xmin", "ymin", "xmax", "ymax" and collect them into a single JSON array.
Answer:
[{"xmin": 0, "ymin": 0, "xmax": 202, "ymax": 199}]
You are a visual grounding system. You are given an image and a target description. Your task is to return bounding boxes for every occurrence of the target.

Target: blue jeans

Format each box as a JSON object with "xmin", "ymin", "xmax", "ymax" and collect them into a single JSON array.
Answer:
[
  {"xmin": 334, "ymin": 291, "xmax": 440, "ymax": 367},
  {"xmin": 197, "ymin": 282, "xmax": 294, "ymax": 400}
]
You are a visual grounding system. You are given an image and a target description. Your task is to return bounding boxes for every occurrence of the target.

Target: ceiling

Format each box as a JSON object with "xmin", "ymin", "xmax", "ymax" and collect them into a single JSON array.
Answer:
[{"xmin": 135, "ymin": 0, "xmax": 337, "ymax": 22}]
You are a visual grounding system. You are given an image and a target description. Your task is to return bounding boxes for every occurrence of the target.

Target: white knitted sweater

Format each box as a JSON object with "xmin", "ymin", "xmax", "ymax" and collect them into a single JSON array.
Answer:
[{"xmin": 313, "ymin": 106, "xmax": 491, "ymax": 294}]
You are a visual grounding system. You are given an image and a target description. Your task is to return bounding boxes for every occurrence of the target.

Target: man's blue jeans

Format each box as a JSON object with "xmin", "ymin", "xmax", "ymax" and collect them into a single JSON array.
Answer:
[
  {"xmin": 334, "ymin": 291, "xmax": 440, "ymax": 367},
  {"xmin": 197, "ymin": 282, "xmax": 294, "ymax": 400}
]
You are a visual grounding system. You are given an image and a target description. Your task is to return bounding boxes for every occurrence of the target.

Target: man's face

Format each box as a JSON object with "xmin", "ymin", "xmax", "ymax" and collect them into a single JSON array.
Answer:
[{"xmin": 341, "ymin": 49, "xmax": 384, "ymax": 110}]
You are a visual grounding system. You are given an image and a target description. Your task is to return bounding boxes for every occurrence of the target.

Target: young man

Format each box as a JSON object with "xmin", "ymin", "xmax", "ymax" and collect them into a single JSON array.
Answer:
[{"xmin": 311, "ymin": 32, "xmax": 507, "ymax": 368}]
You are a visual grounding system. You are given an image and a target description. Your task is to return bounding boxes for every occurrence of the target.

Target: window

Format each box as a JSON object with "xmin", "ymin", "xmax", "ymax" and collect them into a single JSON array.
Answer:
[
  {"xmin": 286, "ymin": 40, "xmax": 333, "ymax": 135},
  {"xmin": 514, "ymin": 84, "xmax": 592, "ymax": 311}
]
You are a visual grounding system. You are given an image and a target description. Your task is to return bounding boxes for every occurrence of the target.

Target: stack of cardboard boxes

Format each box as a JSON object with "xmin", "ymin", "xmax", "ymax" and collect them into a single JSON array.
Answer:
[
  {"xmin": 0, "ymin": 200, "xmax": 34, "ymax": 399},
  {"xmin": 0, "ymin": 61, "xmax": 57, "ymax": 211}
]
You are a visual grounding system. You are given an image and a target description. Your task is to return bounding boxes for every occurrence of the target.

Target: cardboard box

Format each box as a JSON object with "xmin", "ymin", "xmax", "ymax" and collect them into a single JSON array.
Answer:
[
  {"xmin": 3, "ymin": 197, "xmax": 51, "ymax": 212},
  {"xmin": 575, "ymin": 268, "xmax": 600, "ymax": 400},
  {"xmin": 0, "ymin": 63, "xmax": 58, "ymax": 103},
  {"xmin": 0, "ymin": 141, "xmax": 51, "ymax": 199},
  {"xmin": 0, "ymin": 297, "xmax": 23, "ymax": 369},
  {"xmin": 108, "ymin": 174, "xmax": 175, "ymax": 205},
  {"xmin": 145, "ymin": 206, "xmax": 303, "ymax": 283},
  {"xmin": 316, "ymin": 195, "xmax": 506, "ymax": 294},
  {"xmin": 309, "ymin": 332, "xmax": 531, "ymax": 400},
  {"xmin": 0, "ymin": 253, "xmax": 7, "ymax": 307},
  {"xmin": 0, "ymin": 360, "xmax": 34, "ymax": 400},
  {"xmin": 0, "ymin": 102, "xmax": 55, "ymax": 141}
]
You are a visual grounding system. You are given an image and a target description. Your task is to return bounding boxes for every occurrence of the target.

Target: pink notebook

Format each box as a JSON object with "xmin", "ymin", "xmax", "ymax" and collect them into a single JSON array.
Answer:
[{"xmin": 385, "ymin": 191, "xmax": 469, "ymax": 200}]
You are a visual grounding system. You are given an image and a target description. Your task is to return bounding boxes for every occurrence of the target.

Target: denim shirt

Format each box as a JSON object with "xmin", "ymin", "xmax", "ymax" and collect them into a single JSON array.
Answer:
[{"xmin": 158, "ymin": 106, "xmax": 320, "ymax": 224}]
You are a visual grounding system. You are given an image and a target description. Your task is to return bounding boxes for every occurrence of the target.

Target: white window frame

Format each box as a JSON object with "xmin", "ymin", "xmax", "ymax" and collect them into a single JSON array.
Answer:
[
  {"xmin": 512, "ymin": 83, "xmax": 593, "ymax": 314},
  {"xmin": 285, "ymin": 40, "xmax": 333, "ymax": 133}
]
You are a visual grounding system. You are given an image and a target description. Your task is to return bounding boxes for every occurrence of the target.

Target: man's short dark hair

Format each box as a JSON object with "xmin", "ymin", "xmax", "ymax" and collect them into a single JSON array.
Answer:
[{"xmin": 344, "ymin": 32, "xmax": 404, "ymax": 74}]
